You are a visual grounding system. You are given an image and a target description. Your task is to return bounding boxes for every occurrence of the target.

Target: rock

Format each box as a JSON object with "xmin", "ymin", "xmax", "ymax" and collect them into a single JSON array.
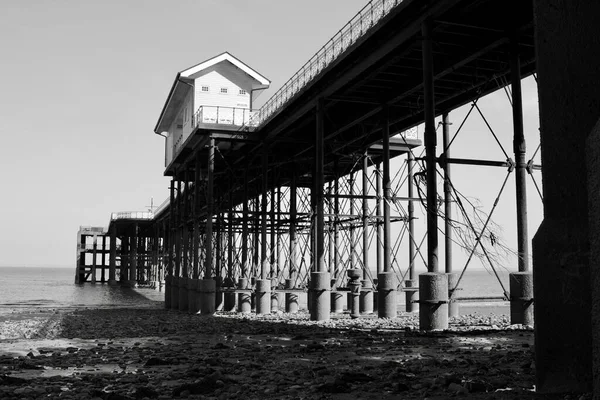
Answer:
[
  {"xmin": 317, "ymin": 378, "xmax": 351, "ymax": 393},
  {"xmin": 448, "ymin": 382, "xmax": 469, "ymax": 395}
]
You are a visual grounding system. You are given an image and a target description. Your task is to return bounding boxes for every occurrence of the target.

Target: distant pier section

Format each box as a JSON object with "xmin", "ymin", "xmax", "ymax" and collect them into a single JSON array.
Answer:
[{"xmin": 75, "ymin": 207, "xmax": 168, "ymax": 289}]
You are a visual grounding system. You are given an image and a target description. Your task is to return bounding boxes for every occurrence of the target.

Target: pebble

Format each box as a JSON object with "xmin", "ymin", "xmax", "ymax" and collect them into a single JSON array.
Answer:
[{"xmin": 0, "ymin": 307, "xmax": 548, "ymax": 399}]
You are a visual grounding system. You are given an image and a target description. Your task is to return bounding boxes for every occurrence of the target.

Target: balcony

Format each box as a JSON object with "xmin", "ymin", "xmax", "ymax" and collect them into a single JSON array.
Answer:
[{"xmin": 193, "ymin": 105, "xmax": 257, "ymax": 128}]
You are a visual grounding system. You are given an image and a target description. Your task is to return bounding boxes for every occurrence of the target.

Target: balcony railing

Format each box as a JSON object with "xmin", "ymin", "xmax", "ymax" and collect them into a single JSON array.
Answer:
[
  {"xmin": 193, "ymin": 105, "xmax": 258, "ymax": 128},
  {"xmin": 110, "ymin": 211, "xmax": 154, "ymax": 220},
  {"xmin": 245, "ymin": 0, "xmax": 403, "ymax": 129}
]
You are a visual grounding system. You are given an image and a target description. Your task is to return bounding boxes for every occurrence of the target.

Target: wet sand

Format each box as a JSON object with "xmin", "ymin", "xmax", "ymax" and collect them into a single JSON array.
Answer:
[{"xmin": 0, "ymin": 306, "xmax": 585, "ymax": 399}]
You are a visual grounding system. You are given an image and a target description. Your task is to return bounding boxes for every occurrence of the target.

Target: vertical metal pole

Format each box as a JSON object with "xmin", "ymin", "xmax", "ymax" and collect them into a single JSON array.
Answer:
[
  {"xmin": 261, "ymin": 146, "xmax": 269, "ymax": 280},
  {"xmin": 205, "ymin": 139, "xmax": 215, "ymax": 279},
  {"xmin": 270, "ymin": 186, "xmax": 276, "ymax": 277},
  {"xmin": 376, "ymin": 162, "xmax": 382, "ymax": 275},
  {"xmin": 257, "ymin": 144, "xmax": 271, "ymax": 314},
  {"xmin": 420, "ymin": 19, "xmax": 448, "ymax": 331},
  {"xmin": 289, "ymin": 166, "xmax": 298, "ymax": 284},
  {"xmin": 349, "ymin": 172, "xmax": 356, "ymax": 270},
  {"xmin": 422, "ymin": 19, "xmax": 439, "ymax": 273},
  {"xmin": 509, "ymin": 34, "xmax": 532, "ymax": 326},
  {"xmin": 378, "ymin": 104, "xmax": 396, "ymax": 318},
  {"xmin": 328, "ymin": 181, "xmax": 334, "ymax": 275},
  {"xmin": 334, "ymin": 159, "xmax": 340, "ymax": 280},
  {"xmin": 92, "ymin": 236, "xmax": 97, "ymax": 283},
  {"xmin": 312, "ymin": 97, "xmax": 329, "ymax": 321},
  {"xmin": 242, "ymin": 169, "xmax": 249, "ymax": 279},
  {"xmin": 443, "ymin": 113, "xmax": 452, "ymax": 274},
  {"xmin": 169, "ymin": 179, "xmax": 175, "ymax": 278},
  {"xmin": 130, "ymin": 223, "xmax": 138, "ymax": 286},
  {"xmin": 101, "ymin": 236, "xmax": 106, "ymax": 283},
  {"xmin": 109, "ymin": 224, "xmax": 117, "ymax": 284},
  {"xmin": 193, "ymin": 154, "xmax": 201, "ymax": 280},
  {"xmin": 175, "ymin": 179, "xmax": 182, "ymax": 278},
  {"xmin": 316, "ymin": 106, "xmax": 325, "ymax": 272},
  {"xmin": 362, "ymin": 153, "xmax": 369, "ymax": 280},
  {"xmin": 228, "ymin": 188, "xmax": 234, "ymax": 280},
  {"xmin": 181, "ymin": 175, "xmax": 189, "ymax": 280},
  {"xmin": 511, "ymin": 38, "xmax": 529, "ymax": 273},
  {"xmin": 408, "ymin": 153, "xmax": 415, "ymax": 279},
  {"xmin": 276, "ymin": 187, "xmax": 282, "ymax": 280},
  {"xmin": 382, "ymin": 107, "xmax": 391, "ymax": 274},
  {"xmin": 443, "ymin": 112, "xmax": 459, "ymax": 317}
]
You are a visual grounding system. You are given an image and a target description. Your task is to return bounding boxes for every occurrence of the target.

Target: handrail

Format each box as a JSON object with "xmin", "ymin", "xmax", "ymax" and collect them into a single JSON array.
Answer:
[
  {"xmin": 193, "ymin": 105, "xmax": 258, "ymax": 128},
  {"xmin": 110, "ymin": 211, "xmax": 154, "ymax": 220},
  {"xmin": 245, "ymin": 0, "xmax": 403, "ymax": 129}
]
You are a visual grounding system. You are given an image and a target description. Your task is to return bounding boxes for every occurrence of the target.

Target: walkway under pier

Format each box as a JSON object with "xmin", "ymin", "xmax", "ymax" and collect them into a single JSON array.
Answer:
[{"xmin": 77, "ymin": 0, "xmax": 600, "ymax": 395}]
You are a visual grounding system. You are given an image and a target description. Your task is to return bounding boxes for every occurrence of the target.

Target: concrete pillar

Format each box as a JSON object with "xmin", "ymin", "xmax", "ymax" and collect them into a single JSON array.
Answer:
[
  {"xmin": 164, "ymin": 275, "xmax": 172, "ymax": 309},
  {"xmin": 223, "ymin": 277, "xmax": 236, "ymax": 312},
  {"xmin": 360, "ymin": 280, "xmax": 374, "ymax": 314},
  {"xmin": 377, "ymin": 271, "xmax": 396, "ymax": 318},
  {"xmin": 419, "ymin": 273, "xmax": 448, "ymax": 331},
  {"xmin": 331, "ymin": 290, "xmax": 344, "ymax": 314},
  {"xmin": 310, "ymin": 271, "xmax": 331, "ymax": 321},
  {"xmin": 509, "ymin": 272, "xmax": 533, "ymax": 325},
  {"xmin": 256, "ymin": 279, "xmax": 271, "ymax": 315},
  {"xmin": 348, "ymin": 269, "xmax": 361, "ymax": 319},
  {"xmin": 404, "ymin": 279, "xmax": 418, "ymax": 313},
  {"xmin": 171, "ymin": 275, "xmax": 179, "ymax": 310},
  {"xmin": 238, "ymin": 277, "xmax": 251, "ymax": 313},
  {"xmin": 533, "ymin": 0, "xmax": 600, "ymax": 393},
  {"xmin": 285, "ymin": 278, "xmax": 298, "ymax": 313},
  {"xmin": 198, "ymin": 279, "xmax": 216, "ymax": 314},
  {"xmin": 179, "ymin": 277, "xmax": 188, "ymax": 312}
]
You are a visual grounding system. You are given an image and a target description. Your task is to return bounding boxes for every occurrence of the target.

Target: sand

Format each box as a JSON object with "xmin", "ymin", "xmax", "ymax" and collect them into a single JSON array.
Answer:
[{"xmin": 0, "ymin": 306, "xmax": 586, "ymax": 400}]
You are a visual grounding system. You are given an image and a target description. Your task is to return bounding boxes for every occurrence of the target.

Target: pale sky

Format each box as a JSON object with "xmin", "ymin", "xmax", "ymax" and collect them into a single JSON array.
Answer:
[{"xmin": 0, "ymin": 0, "xmax": 541, "ymax": 270}]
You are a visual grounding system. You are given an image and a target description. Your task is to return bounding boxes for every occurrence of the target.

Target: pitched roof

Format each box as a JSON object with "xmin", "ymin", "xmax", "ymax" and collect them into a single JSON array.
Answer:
[
  {"xmin": 180, "ymin": 51, "xmax": 270, "ymax": 85},
  {"xmin": 154, "ymin": 52, "xmax": 270, "ymax": 134}
]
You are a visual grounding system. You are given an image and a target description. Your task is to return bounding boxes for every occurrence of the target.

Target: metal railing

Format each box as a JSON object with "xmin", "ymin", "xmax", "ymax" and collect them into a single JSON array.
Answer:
[
  {"xmin": 246, "ymin": 0, "xmax": 403, "ymax": 128},
  {"xmin": 110, "ymin": 211, "xmax": 154, "ymax": 220},
  {"xmin": 193, "ymin": 105, "xmax": 258, "ymax": 128}
]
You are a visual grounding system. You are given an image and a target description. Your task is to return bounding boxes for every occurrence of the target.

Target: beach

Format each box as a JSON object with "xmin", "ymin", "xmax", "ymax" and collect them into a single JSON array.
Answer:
[{"xmin": 0, "ymin": 304, "xmax": 574, "ymax": 400}]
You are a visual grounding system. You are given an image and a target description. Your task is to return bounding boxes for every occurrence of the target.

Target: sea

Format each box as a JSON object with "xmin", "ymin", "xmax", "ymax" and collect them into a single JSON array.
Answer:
[
  {"xmin": 0, "ymin": 267, "xmax": 163, "ymax": 316},
  {"xmin": 0, "ymin": 266, "xmax": 512, "ymax": 316}
]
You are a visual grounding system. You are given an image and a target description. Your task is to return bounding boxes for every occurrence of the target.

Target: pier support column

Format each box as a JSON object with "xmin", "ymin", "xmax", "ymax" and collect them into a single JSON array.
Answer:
[
  {"xmin": 378, "ymin": 105, "xmax": 397, "ymax": 318},
  {"xmin": 288, "ymin": 166, "xmax": 299, "ymax": 314},
  {"xmin": 257, "ymin": 144, "xmax": 271, "ymax": 315},
  {"xmin": 238, "ymin": 277, "xmax": 251, "ymax": 313},
  {"xmin": 108, "ymin": 225, "xmax": 117, "ymax": 285},
  {"xmin": 442, "ymin": 113, "xmax": 459, "ymax": 318},
  {"xmin": 510, "ymin": 34, "xmax": 533, "ymax": 327},
  {"xmin": 201, "ymin": 137, "xmax": 216, "ymax": 315},
  {"xmin": 179, "ymin": 276, "xmax": 188, "ymax": 312},
  {"xmin": 256, "ymin": 279, "xmax": 271, "ymax": 315},
  {"xmin": 360, "ymin": 153, "xmax": 373, "ymax": 315},
  {"xmin": 406, "ymin": 153, "xmax": 417, "ymax": 312},
  {"xmin": 198, "ymin": 279, "xmax": 216, "ymax": 315},
  {"xmin": 311, "ymin": 98, "xmax": 330, "ymax": 321},
  {"xmin": 419, "ymin": 273, "xmax": 448, "ymax": 330},
  {"xmin": 419, "ymin": 19, "xmax": 446, "ymax": 330},
  {"xmin": 285, "ymin": 278, "xmax": 298, "ymax": 313},
  {"xmin": 311, "ymin": 271, "xmax": 331, "ymax": 321},
  {"xmin": 127, "ymin": 224, "xmax": 138, "ymax": 288}
]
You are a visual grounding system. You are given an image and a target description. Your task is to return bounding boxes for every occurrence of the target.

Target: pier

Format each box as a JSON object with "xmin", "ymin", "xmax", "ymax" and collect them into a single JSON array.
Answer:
[{"xmin": 76, "ymin": 0, "xmax": 600, "ymax": 395}]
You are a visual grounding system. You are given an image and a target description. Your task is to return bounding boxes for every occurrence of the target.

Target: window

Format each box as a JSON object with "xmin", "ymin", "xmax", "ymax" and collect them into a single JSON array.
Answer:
[
  {"xmin": 201, "ymin": 86, "xmax": 209, "ymax": 92},
  {"xmin": 239, "ymin": 89, "xmax": 247, "ymax": 95},
  {"xmin": 220, "ymin": 87, "xmax": 228, "ymax": 94}
]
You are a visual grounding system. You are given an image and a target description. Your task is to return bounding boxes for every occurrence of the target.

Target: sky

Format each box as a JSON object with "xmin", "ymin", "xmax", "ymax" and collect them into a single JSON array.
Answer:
[{"xmin": 0, "ymin": 0, "xmax": 541, "ymax": 270}]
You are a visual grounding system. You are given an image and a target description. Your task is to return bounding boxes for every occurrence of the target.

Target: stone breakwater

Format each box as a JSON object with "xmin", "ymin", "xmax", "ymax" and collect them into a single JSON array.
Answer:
[{"xmin": 0, "ymin": 308, "xmax": 583, "ymax": 400}]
